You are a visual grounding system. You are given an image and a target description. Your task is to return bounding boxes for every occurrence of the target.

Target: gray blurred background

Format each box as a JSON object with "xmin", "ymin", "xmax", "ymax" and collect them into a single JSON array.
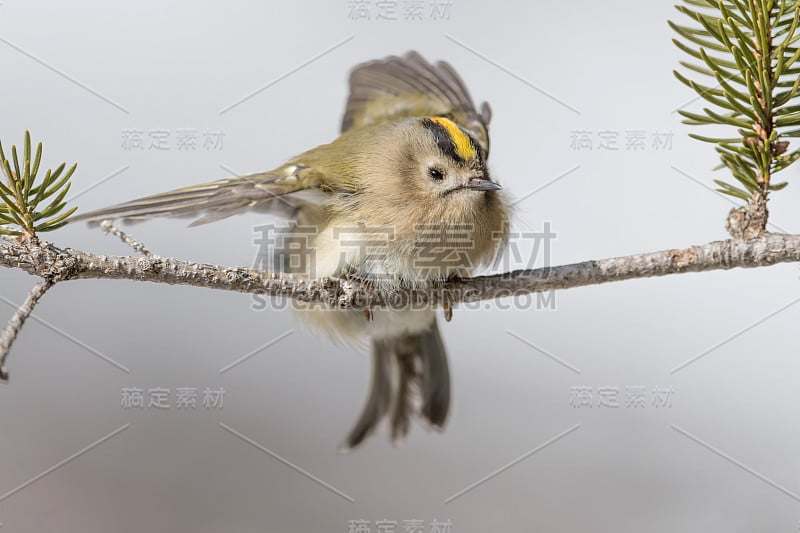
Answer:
[{"xmin": 1, "ymin": 1, "xmax": 800, "ymax": 531}]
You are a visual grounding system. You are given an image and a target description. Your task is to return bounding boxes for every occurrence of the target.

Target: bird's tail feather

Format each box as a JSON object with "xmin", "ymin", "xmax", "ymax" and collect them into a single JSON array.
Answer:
[{"xmin": 342, "ymin": 319, "xmax": 450, "ymax": 449}]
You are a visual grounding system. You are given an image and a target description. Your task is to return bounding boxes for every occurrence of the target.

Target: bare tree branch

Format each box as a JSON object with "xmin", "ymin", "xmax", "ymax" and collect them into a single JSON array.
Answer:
[
  {"xmin": 4, "ymin": 231, "xmax": 800, "ymax": 379},
  {"xmin": 99, "ymin": 220, "xmax": 157, "ymax": 258},
  {"xmin": 2, "ymin": 233, "xmax": 800, "ymax": 310},
  {"xmin": 0, "ymin": 278, "xmax": 55, "ymax": 380}
]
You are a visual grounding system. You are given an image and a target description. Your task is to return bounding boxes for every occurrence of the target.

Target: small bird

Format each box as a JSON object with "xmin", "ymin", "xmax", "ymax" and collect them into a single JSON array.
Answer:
[{"xmin": 73, "ymin": 52, "xmax": 510, "ymax": 448}]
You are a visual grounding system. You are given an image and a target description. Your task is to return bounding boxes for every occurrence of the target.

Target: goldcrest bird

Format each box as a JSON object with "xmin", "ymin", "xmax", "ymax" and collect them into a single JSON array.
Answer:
[{"xmin": 73, "ymin": 51, "xmax": 510, "ymax": 449}]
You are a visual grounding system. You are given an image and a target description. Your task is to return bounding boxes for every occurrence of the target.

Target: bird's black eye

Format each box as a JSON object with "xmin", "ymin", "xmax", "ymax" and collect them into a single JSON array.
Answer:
[{"xmin": 429, "ymin": 167, "xmax": 444, "ymax": 180}]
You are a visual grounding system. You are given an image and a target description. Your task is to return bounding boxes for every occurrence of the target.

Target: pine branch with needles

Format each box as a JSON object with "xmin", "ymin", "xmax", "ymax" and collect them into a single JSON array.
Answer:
[
  {"xmin": 671, "ymin": 0, "xmax": 800, "ymax": 237},
  {"xmin": 0, "ymin": 131, "xmax": 78, "ymax": 239}
]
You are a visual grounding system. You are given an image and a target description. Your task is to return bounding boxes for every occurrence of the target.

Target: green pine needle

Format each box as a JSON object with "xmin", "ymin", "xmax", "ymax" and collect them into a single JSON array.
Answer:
[
  {"xmin": 0, "ymin": 131, "xmax": 78, "ymax": 238},
  {"xmin": 672, "ymin": 0, "xmax": 800, "ymax": 200}
]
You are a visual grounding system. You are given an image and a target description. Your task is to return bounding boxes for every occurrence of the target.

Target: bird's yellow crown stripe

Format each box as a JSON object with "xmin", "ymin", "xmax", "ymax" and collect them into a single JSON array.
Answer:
[{"xmin": 429, "ymin": 117, "xmax": 476, "ymax": 160}]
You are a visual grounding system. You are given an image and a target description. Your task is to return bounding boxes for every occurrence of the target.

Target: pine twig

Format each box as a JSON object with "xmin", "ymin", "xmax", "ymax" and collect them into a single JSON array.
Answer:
[
  {"xmin": 0, "ymin": 278, "xmax": 55, "ymax": 381},
  {"xmin": 99, "ymin": 219, "xmax": 157, "ymax": 259},
  {"xmin": 672, "ymin": 0, "xmax": 800, "ymax": 238}
]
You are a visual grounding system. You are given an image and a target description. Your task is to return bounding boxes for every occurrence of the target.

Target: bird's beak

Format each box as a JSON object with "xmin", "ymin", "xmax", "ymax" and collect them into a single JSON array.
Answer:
[{"xmin": 465, "ymin": 178, "xmax": 503, "ymax": 191}]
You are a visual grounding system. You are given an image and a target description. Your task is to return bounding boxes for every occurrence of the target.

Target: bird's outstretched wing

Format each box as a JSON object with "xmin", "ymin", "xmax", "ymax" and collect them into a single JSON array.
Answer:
[
  {"xmin": 73, "ymin": 52, "xmax": 486, "ymax": 226},
  {"xmin": 70, "ymin": 164, "xmax": 331, "ymax": 226},
  {"xmin": 342, "ymin": 51, "xmax": 492, "ymax": 158}
]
